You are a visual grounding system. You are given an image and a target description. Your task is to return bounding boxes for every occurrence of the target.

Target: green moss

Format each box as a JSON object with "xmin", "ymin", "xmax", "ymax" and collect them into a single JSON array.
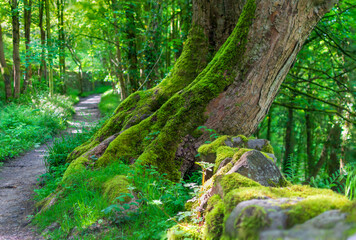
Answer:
[
  {"xmin": 198, "ymin": 136, "xmax": 229, "ymax": 155},
  {"xmin": 205, "ymin": 199, "xmax": 225, "ymax": 240},
  {"xmin": 217, "ymin": 173, "xmax": 261, "ymax": 196},
  {"xmin": 167, "ymin": 224, "xmax": 202, "ymax": 240},
  {"xmin": 214, "ymin": 146, "xmax": 238, "ymax": 173},
  {"xmin": 223, "ymin": 185, "xmax": 349, "ymax": 218},
  {"xmin": 261, "ymin": 152, "xmax": 274, "ymax": 162},
  {"xmin": 341, "ymin": 201, "xmax": 356, "ymax": 222},
  {"xmin": 102, "ymin": 175, "xmax": 130, "ymax": 203},
  {"xmin": 232, "ymin": 205, "xmax": 270, "ymax": 240},
  {"xmin": 237, "ymin": 135, "xmax": 248, "ymax": 143},
  {"xmin": 62, "ymin": 156, "xmax": 89, "ymax": 181},
  {"xmin": 285, "ymin": 195, "xmax": 350, "ymax": 227},
  {"xmin": 35, "ymin": 193, "xmax": 56, "ymax": 212},
  {"xmin": 218, "ymin": 149, "xmax": 252, "ymax": 175},
  {"xmin": 261, "ymin": 143, "xmax": 274, "ymax": 154}
]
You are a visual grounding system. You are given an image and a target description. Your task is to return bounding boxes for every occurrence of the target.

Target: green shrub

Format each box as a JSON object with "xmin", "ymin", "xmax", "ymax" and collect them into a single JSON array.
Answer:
[
  {"xmin": 0, "ymin": 93, "xmax": 76, "ymax": 161},
  {"xmin": 98, "ymin": 89, "xmax": 121, "ymax": 116}
]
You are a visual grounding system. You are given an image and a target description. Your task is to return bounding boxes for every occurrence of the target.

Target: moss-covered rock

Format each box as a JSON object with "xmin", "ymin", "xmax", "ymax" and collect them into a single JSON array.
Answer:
[
  {"xmin": 102, "ymin": 175, "xmax": 130, "ymax": 203},
  {"xmin": 226, "ymin": 205, "xmax": 270, "ymax": 240},
  {"xmin": 214, "ymin": 173, "xmax": 261, "ymax": 197},
  {"xmin": 205, "ymin": 198, "xmax": 225, "ymax": 240},
  {"xmin": 62, "ymin": 156, "xmax": 89, "ymax": 181}
]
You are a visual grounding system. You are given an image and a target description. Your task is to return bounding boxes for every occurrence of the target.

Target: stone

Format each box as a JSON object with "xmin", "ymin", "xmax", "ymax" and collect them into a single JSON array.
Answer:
[
  {"xmin": 227, "ymin": 150, "xmax": 284, "ymax": 187},
  {"xmin": 247, "ymin": 139, "xmax": 269, "ymax": 151},
  {"xmin": 225, "ymin": 198, "xmax": 302, "ymax": 238},
  {"xmin": 260, "ymin": 210, "xmax": 355, "ymax": 240}
]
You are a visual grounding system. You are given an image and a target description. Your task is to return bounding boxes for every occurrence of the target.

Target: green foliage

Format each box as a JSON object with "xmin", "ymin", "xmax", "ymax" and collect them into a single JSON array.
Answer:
[
  {"xmin": 34, "ymin": 126, "xmax": 198, "ymax": 239},
  {"xmin": 98, "ymin": 89, "xmax": 121, "ymax": 116},
  {"xmin": 35, "ymin": 120, "xmax": 104, "ymax": 201},
  {"xmin": 0, "ymin": 93, "xmax": 75, "ymax": 162},
  {"xmin": 344, "ymin": 164, "xmax": 356, "ymax": 200}
]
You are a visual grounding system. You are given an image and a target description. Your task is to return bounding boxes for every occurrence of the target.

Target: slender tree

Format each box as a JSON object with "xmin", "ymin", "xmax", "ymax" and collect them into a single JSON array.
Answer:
[
  {"xmin": 45, "ymin": 0, "xmax": 54, "ymax": 96},
  {"xmin": 39, "ymin": 0, "xmax": 47, "ymax": 81},
  {"xmin": 0, "ymin": 23, "xmax": 12, "ymax": 100},
  {"xmin": 23, "ymin": 0, "xmax": 32, "ymax": 92},
  {"xmin": 10, "ymin": 0, "xmax": 21, "ymax": 98}
]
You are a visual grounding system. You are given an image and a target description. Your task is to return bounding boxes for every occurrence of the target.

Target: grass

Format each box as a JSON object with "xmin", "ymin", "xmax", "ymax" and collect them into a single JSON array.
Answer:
[
  {"xmin": 0, "ymin": 93, "xmax": 76, "ymax": 162},
  {"xmin": 98, "ymin": 89, "xmax": 121, "ymax": 116},
  {"xmin": 33, "ymin": 121, "xmax": 198, "ymax": 239}
]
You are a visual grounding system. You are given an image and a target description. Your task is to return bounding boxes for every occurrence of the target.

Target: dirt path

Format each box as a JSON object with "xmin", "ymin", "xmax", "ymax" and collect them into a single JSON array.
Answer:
[{"xmin": 0, "ymin": 94, "xmax": 102, "ymax": 240}]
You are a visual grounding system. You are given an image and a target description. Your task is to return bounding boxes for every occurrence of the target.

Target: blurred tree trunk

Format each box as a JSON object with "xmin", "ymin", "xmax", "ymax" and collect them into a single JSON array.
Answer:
[
  {"xmin": 266, "ymin": 107, "xmax": 273, "ymax": 141},
  {"xmin": 305, "ymin": 110, "xmax": 314, "ymax": 178},
  {"xmin": 11, "ymin": 0, "xmax": 21, "ymax": 98},
  {"xmin": 125, "ymin": 3, "xmax": 139, "ymax": 93},
  {"xmin": 111, "ymin": 0, "xmax": 127, "ymax": 100},
  {"xmin": 39, "ymin": 0, "xmax": 47, "ymax": 82},
  {"xmin": 45, "ymin": 0, "xmax": 54, "ymax": 96},
  {"xmin": 57, "ymin": 0, "xmax": 66, "ymax": 94},
  {"xmin": 23, "ymin": 0, "xmax": 32, "ymax": 92},
  {"xmin": 327, "ymin": 123, "xmax": 342, "ymax": 175},
  {"xmin": 283, "ymin": 106, "xmax": 294, "ymax": 176},
  {"xmin": 0, "ymin": 24, "xmax": 12, "ymax": 100}
]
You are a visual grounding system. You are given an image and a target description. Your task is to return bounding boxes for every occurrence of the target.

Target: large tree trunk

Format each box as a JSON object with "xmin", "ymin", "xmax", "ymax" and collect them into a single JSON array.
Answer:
[
  {"xmin": 11, "ymin": 0, "xmax": 21, "ymax": 98},
  {"xmin": 0, "ymin": 24, "xmax": 12, "ymax": 100},
  {"xmin": 66, "ymin": 0, "xmax": 336, "ymax": 180}
]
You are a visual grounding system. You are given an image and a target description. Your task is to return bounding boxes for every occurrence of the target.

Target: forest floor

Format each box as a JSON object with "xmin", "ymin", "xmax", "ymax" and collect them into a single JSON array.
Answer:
[{"xmin": 0, "ymin": 94, "xmax": 102, "ymax": 240}]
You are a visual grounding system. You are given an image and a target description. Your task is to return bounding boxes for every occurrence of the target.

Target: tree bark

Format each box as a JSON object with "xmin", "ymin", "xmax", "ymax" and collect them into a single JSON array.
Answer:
[
  {"xmin": 111, "ymin": 0, "xmax": 128, "ymax": 100},
  {"xmin": 23, "ymin": 0, "xmax": 32, "ymax": 92},
  {"xmin": 266, "ymin": 107, "xmax": 273, "ymax": 141},
  {"xmin": 283, "ymin": 106, "xmax": 294, "ymax": 176},
  {"xmin": 125, "ymin": 3, "xmax": 139, "ymax": 93},
  {"xmin": 11, "ymin": 0, "xmax": 21, "ymax": 98},
  {"xmin": 57, "ymin": 0, "xmax": 66, "ymax": 94},
  {"xmin": 327, "ymin": 123, "xmax": 342, "ymax": 175},
  {"xmin": 39, "ymin": 0, "xmax": 47, "ymax": 81},
  {"xmin": 45, "ymin": 0, "xmax": 54, "ymax": 96},
  {"xmin": 305, "ymin": 109, "xmax": 314, "ymax": 178},
  {"xmin": 67, "ymin": 0, "xmax": 337, "ymax": 180},
  {"xmin": 0, "ymin": 24, "xmax": 12, "ymax": 100}
]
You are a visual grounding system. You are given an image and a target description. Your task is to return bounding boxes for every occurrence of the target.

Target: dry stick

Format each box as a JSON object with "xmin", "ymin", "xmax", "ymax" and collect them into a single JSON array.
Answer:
[{"xmin": 137, "ymin": 51, "xmax": 163, "ymax": 91}]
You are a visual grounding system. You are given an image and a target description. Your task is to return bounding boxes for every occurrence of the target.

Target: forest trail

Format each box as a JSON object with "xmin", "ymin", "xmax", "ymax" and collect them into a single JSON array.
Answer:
[{"xmin": 0, "ymin": 94, "xmax": 102, "ymax": 240}]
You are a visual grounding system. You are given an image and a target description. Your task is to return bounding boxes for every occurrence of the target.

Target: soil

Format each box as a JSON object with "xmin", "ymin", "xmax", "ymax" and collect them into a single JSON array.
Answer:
[{"xmin": 0, "ymin": 94, "xmax": 102, "ymax": 240}]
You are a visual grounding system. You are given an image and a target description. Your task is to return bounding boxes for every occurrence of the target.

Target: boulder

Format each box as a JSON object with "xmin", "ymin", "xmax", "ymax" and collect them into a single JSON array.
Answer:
[
  {"xmin": 260, "ymin": 210, "xmax": 354, "ymax": 240},
  {"xmin": 227, "ymin": 150, "xmax": 284, "ymax": 187},
  {"xmin": 224, "ymin": 198, "xmax": 355, "ymax": 240}
]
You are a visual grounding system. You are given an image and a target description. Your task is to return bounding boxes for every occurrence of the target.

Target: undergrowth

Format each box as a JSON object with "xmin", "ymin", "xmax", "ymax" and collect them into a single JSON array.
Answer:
[
  {"xmin": 33, "ymin": 121, "xmax": 198, "ymax": 239},
  {"xmin": 35, "ymin": 120, "xmax": 105, "ymax": 201},
  {"xmin": 0, "ymin": 93, "xmax": 76, "ymax": 162},
  {"xmin": 98, "ymin": 89, "xmax": 121, "ymax": 116}
]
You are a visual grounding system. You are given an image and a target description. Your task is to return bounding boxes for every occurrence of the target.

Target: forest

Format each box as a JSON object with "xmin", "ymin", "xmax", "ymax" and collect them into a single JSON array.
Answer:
[{"xmin": 0, "ymin": 0, "xmax": 355, "ymax": 239}]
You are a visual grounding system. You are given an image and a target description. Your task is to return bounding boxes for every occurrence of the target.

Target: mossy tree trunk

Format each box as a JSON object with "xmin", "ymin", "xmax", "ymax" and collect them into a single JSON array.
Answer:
[{"xmin": 66, "ymin": 0, "xmax": 337, "ymax": 180}]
